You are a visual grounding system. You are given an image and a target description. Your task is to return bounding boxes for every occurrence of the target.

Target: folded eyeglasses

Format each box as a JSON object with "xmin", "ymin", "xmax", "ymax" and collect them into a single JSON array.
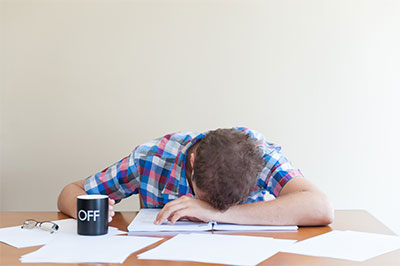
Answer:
[{"xmin": 21, "ymin": 219, "xmax": 59, "ymax": 234}]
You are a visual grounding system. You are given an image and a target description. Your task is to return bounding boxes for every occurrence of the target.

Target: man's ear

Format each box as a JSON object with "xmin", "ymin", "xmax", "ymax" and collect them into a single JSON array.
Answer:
[{"xmin": 190, "ymin": 152, "xmax": 196, "ymax": 168}]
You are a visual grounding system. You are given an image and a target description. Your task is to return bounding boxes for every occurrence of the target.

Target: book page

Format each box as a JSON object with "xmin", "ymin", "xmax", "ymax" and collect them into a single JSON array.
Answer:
[{"xmin": 128, "ymin": 209, "xmax": 211, "ymax": 232}]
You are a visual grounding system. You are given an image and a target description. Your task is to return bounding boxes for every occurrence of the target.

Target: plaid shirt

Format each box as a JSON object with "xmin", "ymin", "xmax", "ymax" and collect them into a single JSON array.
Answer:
[{"xmin": 84, "ymin": 127, "xmax": 303, "ymax": 208}]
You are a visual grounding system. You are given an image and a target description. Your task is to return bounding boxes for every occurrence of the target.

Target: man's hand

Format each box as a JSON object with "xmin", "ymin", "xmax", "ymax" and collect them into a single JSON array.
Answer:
[
  {"xmin": 109, "ymin": 198, "xmax": 115, "ymax": 223},
  {"xmin": 154, "ymin": 195, "xmax": 220, "ymax": 225}
]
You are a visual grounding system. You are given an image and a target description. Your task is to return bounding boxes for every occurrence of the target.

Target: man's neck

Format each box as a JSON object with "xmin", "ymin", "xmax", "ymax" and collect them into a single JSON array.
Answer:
[{"xmin": 185, "ymin": 141, "xmax": 199, "ymax": 192}]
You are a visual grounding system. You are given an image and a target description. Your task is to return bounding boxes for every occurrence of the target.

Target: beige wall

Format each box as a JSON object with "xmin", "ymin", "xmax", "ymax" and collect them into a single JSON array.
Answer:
[{"xmin": 2, "ymin": 0, "xmax": 400, "ymax": 234}]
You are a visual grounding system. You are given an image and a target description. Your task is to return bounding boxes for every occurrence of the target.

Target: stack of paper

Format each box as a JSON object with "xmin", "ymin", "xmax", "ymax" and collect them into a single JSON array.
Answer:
[
  {"xmin": 0, "ymin": 218, "xmax": 125, "ymax": 248},
  {"xmin": 281, "ymin": 230, "xmax": 400, "ymax": 262},
  {"xmin": 21, "ymin": 234, "xmax": 162, "ymax": 264},
  {"xmin": 138, "ymin": 233, "xmax": 296, "ymax": 266},
  {"xmin": 128, "ymin": 208, "xmax": 298, "ymax": 232}
]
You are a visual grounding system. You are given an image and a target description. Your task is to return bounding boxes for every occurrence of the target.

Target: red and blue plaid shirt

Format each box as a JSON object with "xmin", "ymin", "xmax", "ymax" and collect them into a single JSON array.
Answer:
[{"xmin": 84, "ymin": 127, "xmax": 303, "ymax": 207}]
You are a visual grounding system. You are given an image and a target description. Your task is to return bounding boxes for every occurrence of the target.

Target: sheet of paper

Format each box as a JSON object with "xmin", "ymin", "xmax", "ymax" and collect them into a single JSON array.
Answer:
[
  {"xmin": 0, "ymin": 218, "xmax": 125, "ymax": 248},
  {"xmin": 0, "ymin": 225, "xmax": 58, "ymax": 248},
  {"xmin": 138, "ymin": 233, "xmax": 296, "ymax": 266},
  {"xmin": 128, "ymin": 208, "xmax": 297, "ymax": 232},
  {"xmin": 20, "ymin": 234, "xmax": 162, "ymax": 264},
  {"xmin": 128, "ymin": 208, "xmax": 211, "ymax": 231},
  {"xmin": 281, "ymin": 230, "xmax": 400, "ymax": 262}
]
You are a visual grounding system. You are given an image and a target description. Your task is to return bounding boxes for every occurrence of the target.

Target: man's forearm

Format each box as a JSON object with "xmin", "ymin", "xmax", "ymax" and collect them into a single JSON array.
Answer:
[
  {"xmin": 57, "ymin": 180, "xmax": 87, "ymax": 219},
  {"xmin": 156, "ymin": 177, "xmax": 334, "ymax": 226},
  {"xmin": 215, "ymin": 190, "xmax": 334, "ymax": 226}
]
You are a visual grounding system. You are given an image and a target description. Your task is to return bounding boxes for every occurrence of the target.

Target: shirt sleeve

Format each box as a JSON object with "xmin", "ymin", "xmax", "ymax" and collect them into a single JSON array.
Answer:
[
  {"xmin": 84, "ymin": 148, "xmax": 141, "ymax": 202},
  {"xmin": 237, "ymin": 127, "xmax": 304, "ymax": 197},
  {"xmin": 260, "ymin": 146, "xmax": 303, "ymax": 197}
]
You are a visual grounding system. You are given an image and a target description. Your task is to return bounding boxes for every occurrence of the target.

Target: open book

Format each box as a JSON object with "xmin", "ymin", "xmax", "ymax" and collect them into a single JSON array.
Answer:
[{"xmin": 127, "ymin": 209, "xmax": 298, "ymax": 232}]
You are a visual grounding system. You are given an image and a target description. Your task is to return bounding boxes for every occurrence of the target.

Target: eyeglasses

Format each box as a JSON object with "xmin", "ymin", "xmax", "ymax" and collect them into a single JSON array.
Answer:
[{"xmin": 21, "ymin": 219, "xmax": 59, "ymax": 234}]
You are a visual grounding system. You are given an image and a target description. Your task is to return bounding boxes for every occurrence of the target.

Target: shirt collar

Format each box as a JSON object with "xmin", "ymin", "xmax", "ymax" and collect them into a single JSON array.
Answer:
[{"xmin": 161, "ymin": 132, "xmax": 207, "ymax": 200}]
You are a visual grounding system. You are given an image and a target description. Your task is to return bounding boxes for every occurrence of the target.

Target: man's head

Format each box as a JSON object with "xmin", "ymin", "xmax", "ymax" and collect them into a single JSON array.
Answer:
[{"xmin": 190, "ymin": 128, "xmax": 265, "ymax": 211}]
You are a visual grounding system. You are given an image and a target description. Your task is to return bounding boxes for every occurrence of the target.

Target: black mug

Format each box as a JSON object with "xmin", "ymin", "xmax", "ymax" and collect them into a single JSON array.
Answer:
[{"xmin": 77, "ymin": 195, "xmax": 109, "ymax": 236}]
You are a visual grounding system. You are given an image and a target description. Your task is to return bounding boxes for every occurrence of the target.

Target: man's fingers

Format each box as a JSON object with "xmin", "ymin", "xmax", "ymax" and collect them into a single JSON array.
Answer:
[
  {"xmin": 155, "ymin": 197, "xmax": 191, "ymax": 225},
  {"xmin": 108, "ymin": 198, "xmax": 115, "ymax": 222},
  {"xmin": 154, "ymin": 196, "xmax": 216, "ymax": 225},
  {"xmin": 170, "ymin": 209, "xmax": 187, "ymax": 225},
  {"xmin": 109, "ymin": 198, "xmax": 116, "ymax": 206},
  {"xmin": 108, "ymin": 208, "xmax": 114, "ymax": 223},
  {"xmin": 154, "ymin": 197, "xmax": 183, "ymax": 222},
  {"xmin": 155, "ymin": 204, "xmax": 184, "ymax": 225}
]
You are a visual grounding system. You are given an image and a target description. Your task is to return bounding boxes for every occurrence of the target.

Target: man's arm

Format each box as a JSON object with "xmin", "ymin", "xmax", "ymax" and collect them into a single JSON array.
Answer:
[
  {"xmin": 57, "ymin": 180, "xmax": 87, "ymax": 219},
  {"xmin": 155, "ymin": 177, "xmax": 334, "ymax": 226},
  {"xmin": 57, "ymin": 179, "xmax": 115, "ymax": 221},
  {"xmin": 214, "ymin": 177, "xmax": 334, "ymax": 225}
]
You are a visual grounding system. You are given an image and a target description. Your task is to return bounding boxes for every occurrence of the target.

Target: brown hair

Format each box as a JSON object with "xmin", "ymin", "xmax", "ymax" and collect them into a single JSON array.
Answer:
[{"xmin": 192, "ymin": 128, "xmax": 265, "ymax": 211}]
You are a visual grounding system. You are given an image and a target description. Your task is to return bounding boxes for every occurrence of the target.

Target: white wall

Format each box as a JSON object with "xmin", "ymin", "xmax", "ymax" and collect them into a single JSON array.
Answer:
[{"xmin": 1, "ymin": 0, "xmax": 399, "ymax": 234}]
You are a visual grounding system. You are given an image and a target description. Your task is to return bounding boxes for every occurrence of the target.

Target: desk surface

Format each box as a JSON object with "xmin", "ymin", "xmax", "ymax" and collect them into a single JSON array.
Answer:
[{"xmin": 1, "ymin": 210, "xmax": 399, "ymax": 266}]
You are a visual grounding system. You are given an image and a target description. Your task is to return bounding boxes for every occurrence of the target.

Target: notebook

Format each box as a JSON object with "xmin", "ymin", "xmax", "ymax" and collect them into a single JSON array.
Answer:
[{"xmin": 127, "ymin": 208, "xmax": 298, "ymax": 232}]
